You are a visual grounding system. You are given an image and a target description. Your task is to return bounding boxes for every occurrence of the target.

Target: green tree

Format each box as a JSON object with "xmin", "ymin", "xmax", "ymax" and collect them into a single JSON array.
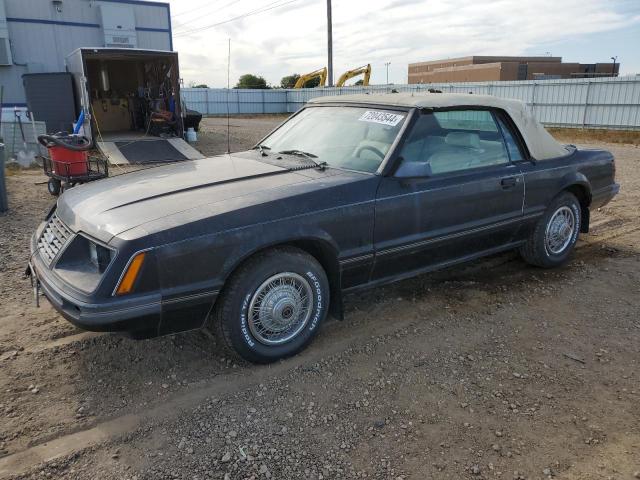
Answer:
[
  {"xmin": 193, "ymin": 83, "xmax": 209, "ymax": 88},
  {"xmin": 235, "ymin": 74, "xmax": 269, "ymax": 89},
  {"xmin": 354, "ymin": 79, "xmax": 364, "ymax": 86},
  {"xmin": 280, "ymin": 74, "xmax": 300, "ymax": 88}
]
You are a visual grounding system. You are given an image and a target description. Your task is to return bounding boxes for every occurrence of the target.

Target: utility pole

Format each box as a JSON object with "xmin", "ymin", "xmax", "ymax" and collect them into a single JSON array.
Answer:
[
  {"xmin": 327, "ymin": 0, "xmax": 333, "ymax": 86},
  {"xmin": 385, "ymin": 62, "xmax": 391, "ymax": 84},
  {"xmin": 610, "ymin": 56, "xmax": 617, "ymax": 76}
]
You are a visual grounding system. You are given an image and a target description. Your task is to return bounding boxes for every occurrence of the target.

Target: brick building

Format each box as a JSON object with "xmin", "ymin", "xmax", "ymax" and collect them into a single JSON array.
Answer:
[{"xmin": 408, "ymin": 56, "xmax": 619, "ymax": 84}]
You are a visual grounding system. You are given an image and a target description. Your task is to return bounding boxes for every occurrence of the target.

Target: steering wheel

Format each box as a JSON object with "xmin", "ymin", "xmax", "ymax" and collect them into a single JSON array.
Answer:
[{"xmin": 355, "ymin": 145, "xmax": 385, "ymax": 160}]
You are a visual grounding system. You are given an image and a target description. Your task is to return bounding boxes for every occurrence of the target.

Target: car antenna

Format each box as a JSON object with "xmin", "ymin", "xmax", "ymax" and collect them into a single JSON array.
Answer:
[{"xmin": 226, "ymin": 38, "xmax": 231, "ymax": 155}]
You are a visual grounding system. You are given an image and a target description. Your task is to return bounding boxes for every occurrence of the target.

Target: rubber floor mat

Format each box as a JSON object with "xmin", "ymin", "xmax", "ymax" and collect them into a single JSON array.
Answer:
[{"xmin": 115, "ymin": 140, "xmax": 188, "ymax": 164}]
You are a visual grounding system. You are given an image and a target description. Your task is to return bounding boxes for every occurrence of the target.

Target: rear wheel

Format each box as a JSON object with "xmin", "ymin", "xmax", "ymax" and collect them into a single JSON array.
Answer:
[
  {"xmin": 519, "ymin": 192, "xmax": 581, "ymax": 268},
  {"xmin": 213, "ymin": 247, "xmax": 329, "ymax": 363}
]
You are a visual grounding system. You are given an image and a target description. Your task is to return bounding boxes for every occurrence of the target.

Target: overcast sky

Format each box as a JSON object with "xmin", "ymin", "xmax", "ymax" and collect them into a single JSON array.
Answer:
[{"xmin": 169, "ymin": 0, "xmax": 640, "ymax": 87}]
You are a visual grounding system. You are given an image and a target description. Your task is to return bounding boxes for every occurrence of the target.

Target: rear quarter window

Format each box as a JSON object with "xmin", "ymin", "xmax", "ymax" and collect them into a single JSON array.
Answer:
[{"xmin": 433, "ymin": 110, "xmax": 499, "ymax": 132}]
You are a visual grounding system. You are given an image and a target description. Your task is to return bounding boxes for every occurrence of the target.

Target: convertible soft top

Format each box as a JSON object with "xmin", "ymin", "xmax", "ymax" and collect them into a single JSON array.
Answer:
[{"xmin": 308, "ymin": 93, "xmax": 570, "ymax": 161}]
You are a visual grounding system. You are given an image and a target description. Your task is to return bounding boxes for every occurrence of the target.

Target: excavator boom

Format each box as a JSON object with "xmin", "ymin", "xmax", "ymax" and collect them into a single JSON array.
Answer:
[
  {"xmin": 336, "ymin": 64, "xmax": 371, "ymax": 87},
  {"xmin": 293, "ymin": 67, "xmax": 327, "ymax": 88}
]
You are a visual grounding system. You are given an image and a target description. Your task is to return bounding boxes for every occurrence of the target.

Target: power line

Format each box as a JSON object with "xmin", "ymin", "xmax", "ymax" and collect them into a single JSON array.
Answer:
[
  {"xmin": 174, "ymin": 0, "xmax": 297, "ymax": 36},
  {"xmin": 171, "ymin": 0, "xmax": 228, "ymax": 18},
  {"xmin": 172, "ymin": 0, "xmax": 243, "ymax": 29},
  {"xmin": 172, "ymin": 1, "xmax": 244, "ymax": 33},
  {"xmin": 174, "ymin": 0, "xmax": 303, "ymax": 37}
]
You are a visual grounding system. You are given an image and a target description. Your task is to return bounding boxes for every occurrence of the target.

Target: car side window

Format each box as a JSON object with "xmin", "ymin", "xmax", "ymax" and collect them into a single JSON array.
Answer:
[
  {"xmin": 398, "ymin": 110, "xmax": 510, "ymax": 176},
  {"xmin": 496, "ymin": 115, "xmax": 524, "ymax": 162}
]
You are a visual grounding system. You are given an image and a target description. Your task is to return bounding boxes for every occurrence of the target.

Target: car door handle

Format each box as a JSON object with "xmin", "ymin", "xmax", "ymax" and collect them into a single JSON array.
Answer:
[{"xmin": 500, "ymin": 176, "xmax": 518, "ymax": 189}]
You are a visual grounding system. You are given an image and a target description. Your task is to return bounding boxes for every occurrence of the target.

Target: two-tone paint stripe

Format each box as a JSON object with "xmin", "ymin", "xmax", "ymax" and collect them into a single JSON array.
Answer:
[{"xmin": 338, "ymin": 211, "xmax": 543, "ymax": 265}]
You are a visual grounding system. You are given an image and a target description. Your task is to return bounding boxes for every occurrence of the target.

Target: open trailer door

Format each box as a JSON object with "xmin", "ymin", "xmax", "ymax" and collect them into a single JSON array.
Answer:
[{"xmin": 66, "ymin": 48, "xmax": 203, "ymax": 165}]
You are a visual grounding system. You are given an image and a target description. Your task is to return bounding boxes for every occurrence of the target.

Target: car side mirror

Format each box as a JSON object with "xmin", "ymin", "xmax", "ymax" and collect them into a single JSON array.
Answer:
[{"xmin": 394, "ymin": 160, "xmax": 433, "ymax": 178}]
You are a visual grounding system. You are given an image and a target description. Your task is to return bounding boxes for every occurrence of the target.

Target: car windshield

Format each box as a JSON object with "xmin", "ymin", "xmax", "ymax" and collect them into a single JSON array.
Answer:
[{"xmin": 259, "ymin": 106, "xmax": 407, "ymax": 173}]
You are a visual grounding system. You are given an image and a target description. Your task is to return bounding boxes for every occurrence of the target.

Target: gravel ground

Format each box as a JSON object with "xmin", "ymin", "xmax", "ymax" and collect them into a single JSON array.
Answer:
[
  {"xmin": 0, "ymin": 119, "xmax": 638, "ymax": 480},
  {"xmin": 196, "ymin": 115, "xmax": 289, "ymax": 156}
]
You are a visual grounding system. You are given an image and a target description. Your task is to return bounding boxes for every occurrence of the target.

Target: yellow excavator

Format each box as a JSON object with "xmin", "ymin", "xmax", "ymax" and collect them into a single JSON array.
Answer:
[
  {"xmin": 336, "ymin": 64, "xmax": 371, "ymax": 87},
  {"xmin": 293, "ymin": 67, "xmax": 327, "ymax": 88}
]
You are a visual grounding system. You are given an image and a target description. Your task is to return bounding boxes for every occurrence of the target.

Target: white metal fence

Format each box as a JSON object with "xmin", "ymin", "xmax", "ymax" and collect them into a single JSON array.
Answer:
[{"xmin": 182, "ymin": 76, "xmax": 640, "ymax": 130}]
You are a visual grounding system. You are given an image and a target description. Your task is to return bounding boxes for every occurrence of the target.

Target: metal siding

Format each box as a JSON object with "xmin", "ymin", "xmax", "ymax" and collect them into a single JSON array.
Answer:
[
  {"xmin": 129, "ymin": 3, "xmax": 170, "ymax": 29},
  {"xmin": 8, "ymin": 22, "xmax": 72, "ymax": 70},
  {"xmin": 182, "ymin": 76, "xmax": 640, "ymax": 129},
  {"xmin": 136, "ymin": 30, "xmax": 170, "ymax": 50},
  {"xmin": 0, "ymin": 0, "xmax": 171, "ymax": 105},
  {"xmin": 5, "ymin": 0, "xmax": 169, "ymax": 29},
  {"xmin": 5, "ymin": 0, "xmax": 98, "ymax": 24},
  {"xmin": 0, "ymin": 66, "xmax": 28, "ymax": 103}
]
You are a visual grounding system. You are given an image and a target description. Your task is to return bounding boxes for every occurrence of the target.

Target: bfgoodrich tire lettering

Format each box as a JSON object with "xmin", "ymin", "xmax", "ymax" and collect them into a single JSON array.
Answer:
[
  {"xmin": 519, "ymin": 192, "xmax": 582, "ymax": 268},
  {"xmin": 213, "ymin": 247, "xmax": 329, "ymax": 363}
]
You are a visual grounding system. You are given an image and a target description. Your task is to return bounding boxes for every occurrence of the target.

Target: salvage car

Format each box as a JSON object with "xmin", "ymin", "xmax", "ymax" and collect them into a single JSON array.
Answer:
[{"xmin": 28, "ymin": 93, "xmax": 619, "ymax": 363}]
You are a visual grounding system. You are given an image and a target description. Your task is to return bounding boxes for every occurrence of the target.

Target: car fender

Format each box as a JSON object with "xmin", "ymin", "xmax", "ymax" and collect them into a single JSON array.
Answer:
[
  {"xmin": 557, "ymin": 171, "xmax": 592, "ymax": 232},
  {"xmin": 226, "ymin": 223, "xmax": 339, "ymax": 265},
  {"xmin": 218, "ymin": 225, "xmax": 344, "ymax": 318},
  {"xmin": 558, "ymin": 172, "xmax": 592, "ymax": 201}
]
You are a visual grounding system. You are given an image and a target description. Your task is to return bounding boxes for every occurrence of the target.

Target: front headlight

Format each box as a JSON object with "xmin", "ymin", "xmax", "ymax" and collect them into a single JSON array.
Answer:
[
  {"xmin": 88, "ymin": 241, "xmax": 114, "ymax": 273},
  {"xmin": 53, "ymin": 235, "xmax": 117, "ymax": 293}
]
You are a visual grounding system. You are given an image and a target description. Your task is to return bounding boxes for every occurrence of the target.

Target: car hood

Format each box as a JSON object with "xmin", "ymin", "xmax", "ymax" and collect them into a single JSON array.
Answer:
[{"xmin": 56, "ymin": 153, "xmax": 321, "ymax": 242}]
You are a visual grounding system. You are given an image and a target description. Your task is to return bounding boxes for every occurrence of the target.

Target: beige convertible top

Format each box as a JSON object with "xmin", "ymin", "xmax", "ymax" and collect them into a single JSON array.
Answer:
[{"xmin": 308, "ymin": 93, "xmax": 569, "ymax": 160}]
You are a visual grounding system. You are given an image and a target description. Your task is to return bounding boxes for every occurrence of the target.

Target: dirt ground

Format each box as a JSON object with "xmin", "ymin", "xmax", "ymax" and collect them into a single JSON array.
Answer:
[
  {"xmin": 195, "ymin": 115, "xmax": 289, "ymax": 157},
  {"xmin": 0, "ymin": 118, "xmax": 638, "ymax": 480}
]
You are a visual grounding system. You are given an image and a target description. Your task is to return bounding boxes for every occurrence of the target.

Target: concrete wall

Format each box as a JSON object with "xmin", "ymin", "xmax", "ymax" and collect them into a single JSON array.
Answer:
[{"xmin": 0, "ymin": 0, "xmax": 171, "ymax": 106}]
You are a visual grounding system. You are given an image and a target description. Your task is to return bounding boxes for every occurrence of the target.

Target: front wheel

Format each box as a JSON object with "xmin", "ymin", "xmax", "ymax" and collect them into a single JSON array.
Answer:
[
  {"xmin": 213, "ymin": 247, "xmax": 330, "ymax": 363},
  {"xmin": 519, "ymin": 192, "xmax": 582, "ymax": 268}
]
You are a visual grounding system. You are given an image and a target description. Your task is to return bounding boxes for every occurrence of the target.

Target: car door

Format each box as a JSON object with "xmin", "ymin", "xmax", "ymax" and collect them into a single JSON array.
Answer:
[{"xmin": 371, "ymin": 108, "xmax": 525, "ymax": 281}]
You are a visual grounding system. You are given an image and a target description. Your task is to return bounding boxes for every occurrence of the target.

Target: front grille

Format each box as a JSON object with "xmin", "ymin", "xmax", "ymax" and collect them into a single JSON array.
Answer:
[{"xmin": 37, "ymin": 213, "xmax": 73, "ymax": 267}]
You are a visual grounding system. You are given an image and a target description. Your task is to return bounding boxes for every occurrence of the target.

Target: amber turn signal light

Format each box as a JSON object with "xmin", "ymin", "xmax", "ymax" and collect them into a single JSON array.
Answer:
[{"xmin": 115, "ymin": 252, "xmax": 146, "ymax": 295}]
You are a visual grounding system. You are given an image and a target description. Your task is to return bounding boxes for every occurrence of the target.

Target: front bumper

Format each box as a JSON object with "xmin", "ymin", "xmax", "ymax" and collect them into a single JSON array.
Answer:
[
  {"xmin": 29, "ymin": 255, "xmax": 163, "ymax": 337},
  {"xmin": 29, "ymin": 233, "xmax": 218, "ymax": 339}
]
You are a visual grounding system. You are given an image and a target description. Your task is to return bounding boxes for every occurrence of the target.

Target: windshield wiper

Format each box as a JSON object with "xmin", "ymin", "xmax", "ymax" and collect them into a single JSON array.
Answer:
[
  {"xmin": 278, "ymin": 149, "xmax": 317, "ymax": 158},
  {"xmin": 255, "ymin": 144, "xmax": 271, "ymax": 156},
  {"xmin": 278, "ymin": 149, "xmax": 327, "ymax": 170}
]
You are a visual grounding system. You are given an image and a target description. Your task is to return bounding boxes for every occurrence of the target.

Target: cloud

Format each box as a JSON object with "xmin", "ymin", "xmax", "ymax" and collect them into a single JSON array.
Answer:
[{"xmin": 170, "ymin": 0, "xmax": 640, "ymax": 87}]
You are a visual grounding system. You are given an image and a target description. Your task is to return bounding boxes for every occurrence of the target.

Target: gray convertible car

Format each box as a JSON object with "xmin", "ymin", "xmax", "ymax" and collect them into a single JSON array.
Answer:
[{"xmin": 28, "ymin": 93, "xmax": 619, "ymax": 363}]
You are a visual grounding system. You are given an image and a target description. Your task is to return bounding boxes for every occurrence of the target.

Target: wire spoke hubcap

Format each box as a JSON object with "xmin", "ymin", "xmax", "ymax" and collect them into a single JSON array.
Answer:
[
  {"xmin": 545, "ymin": 206, "xmax": 576, "ymax": 255},
  {"xmin": 248, "ymin": 272, "xmax": 313, "ymax": 346}
]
